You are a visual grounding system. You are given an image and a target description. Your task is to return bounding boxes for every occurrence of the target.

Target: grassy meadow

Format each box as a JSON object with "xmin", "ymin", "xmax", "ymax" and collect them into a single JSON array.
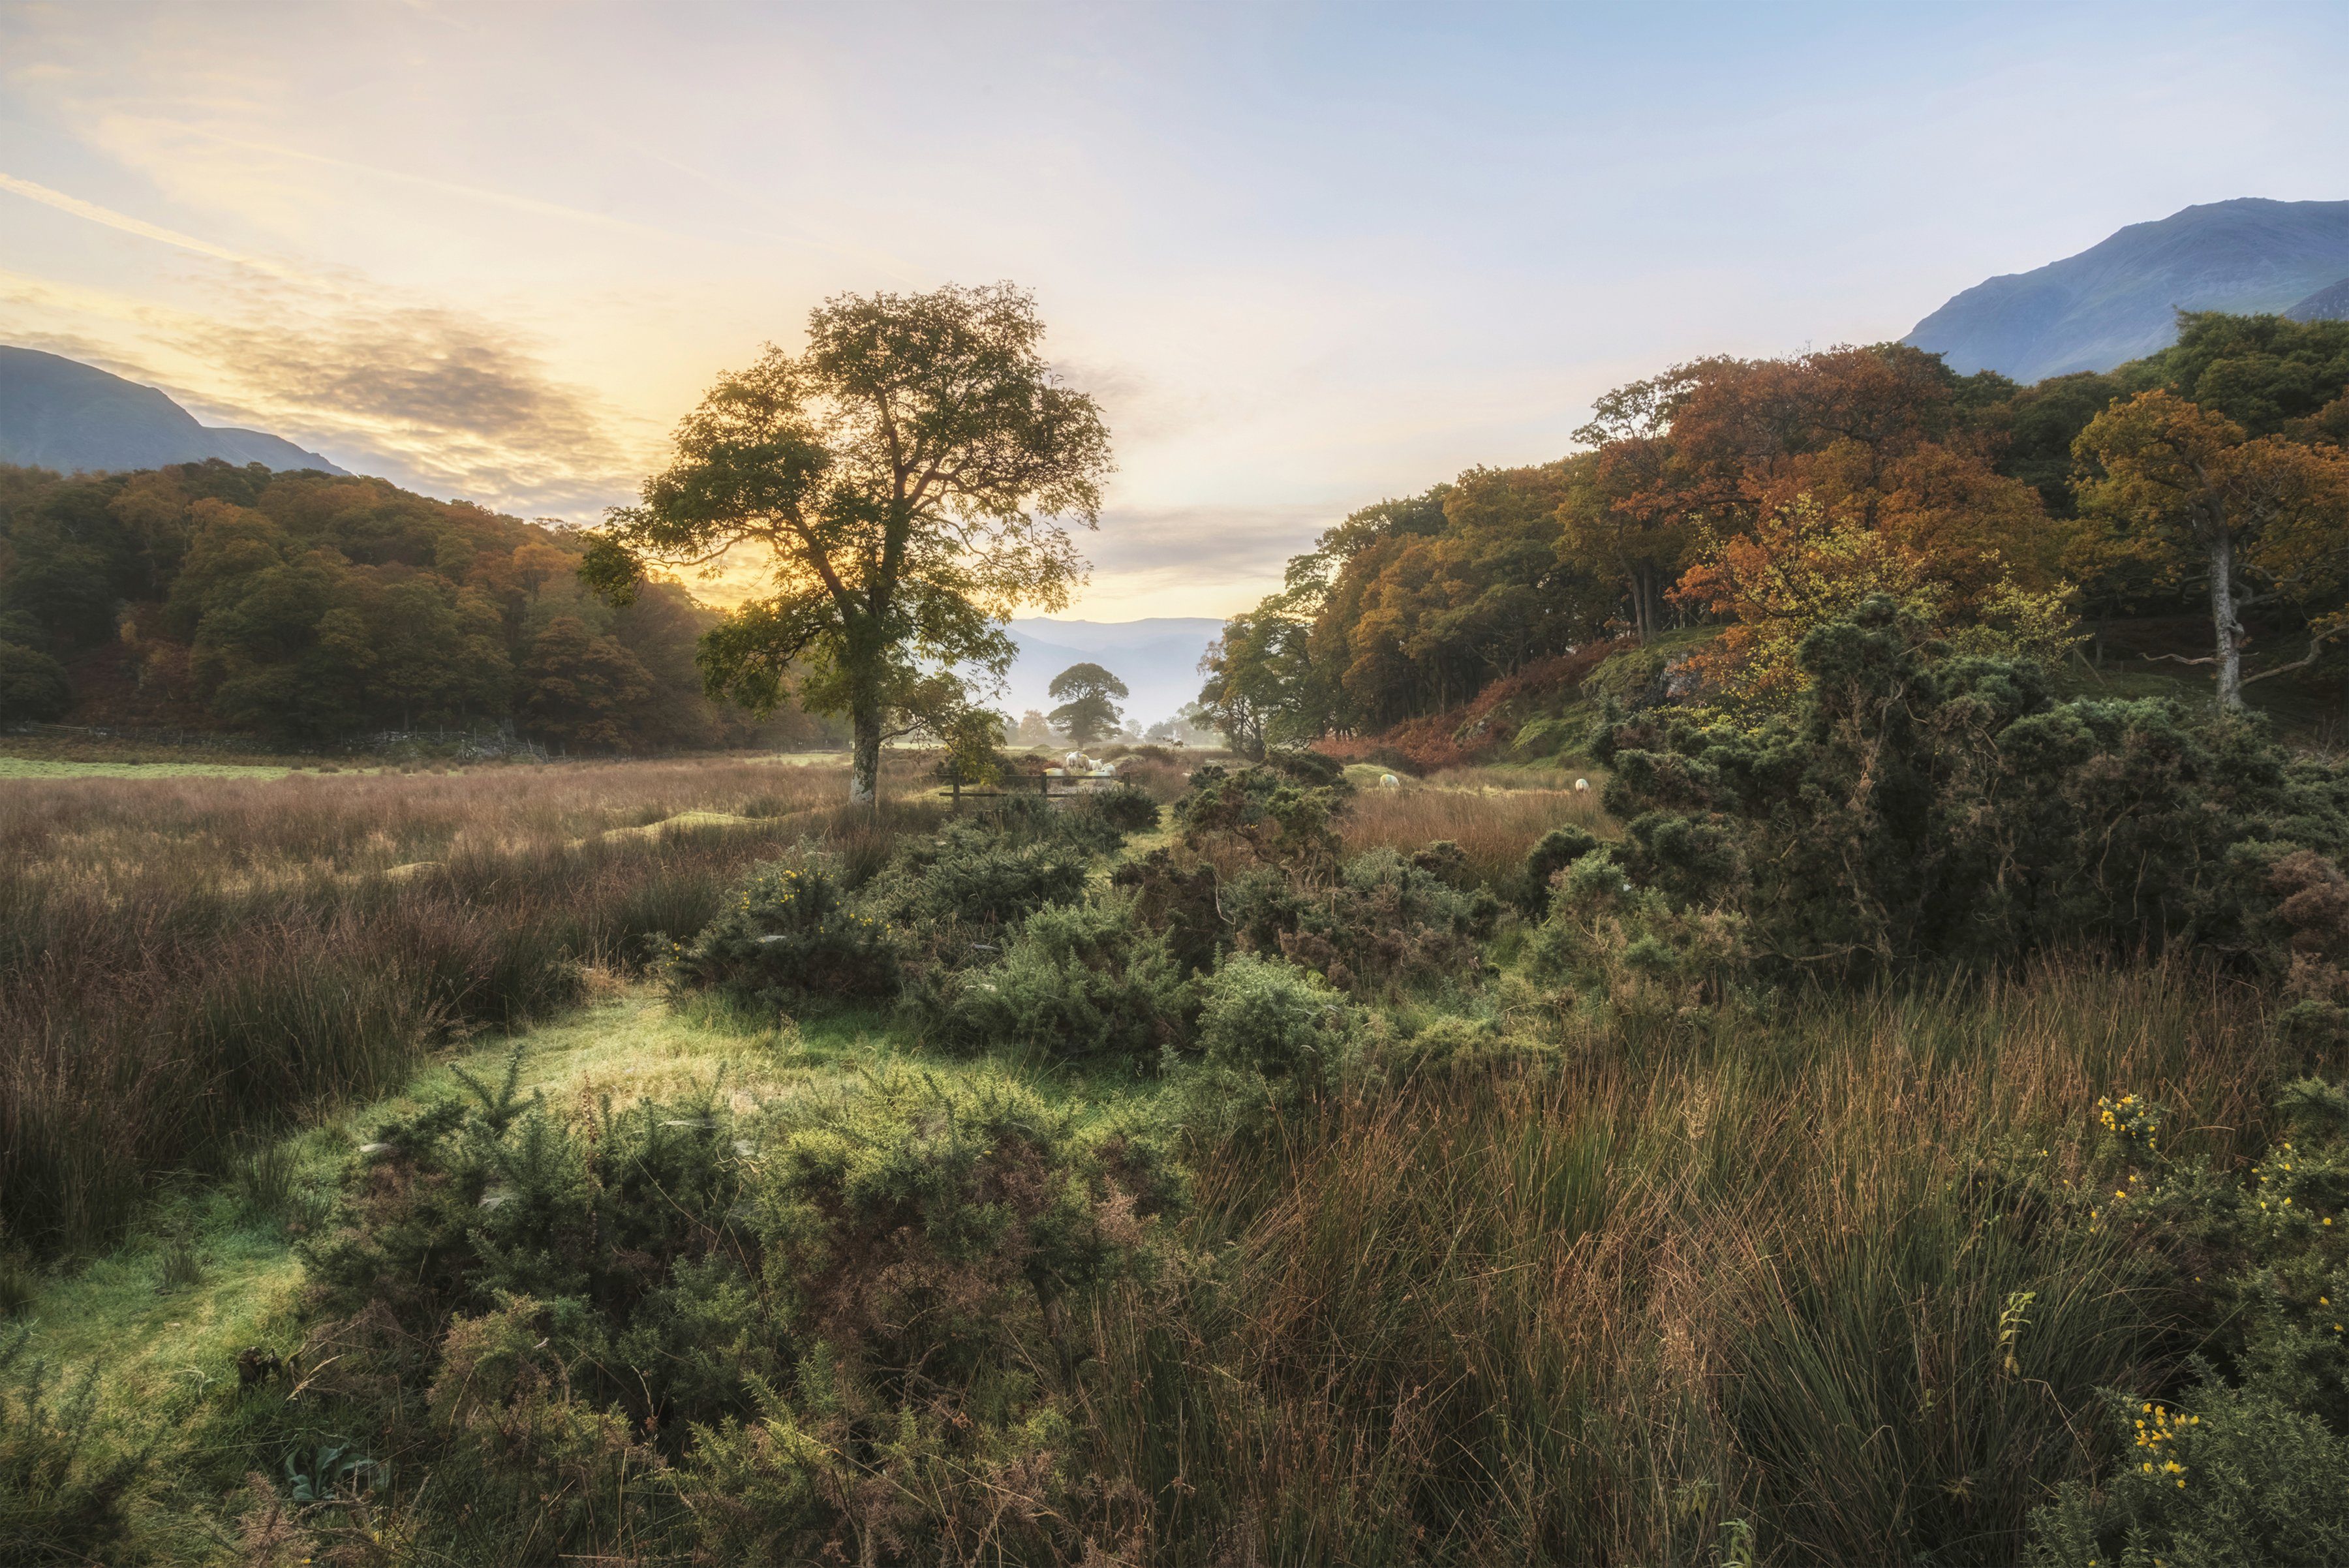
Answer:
[{"xmin": 0, "ymin": 738, "xmax": 2334, "ymax": 1566}]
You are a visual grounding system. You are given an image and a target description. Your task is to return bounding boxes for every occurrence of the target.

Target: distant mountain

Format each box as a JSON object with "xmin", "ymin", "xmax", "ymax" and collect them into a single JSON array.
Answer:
[
  {"xmin": 1905, "ymin": 198, "xmax": 2349, "ymax": 382},
  {"xmin": 2288, "ymin": 275, "xmax": 2349, "ymax": 322},
  {"xmin": 0, "ymin": 346, "xmax": 345, "ymax": 475},
  {"xmin": 998, "ymin": 616, "xmax": 1225, "ymax": 730}
]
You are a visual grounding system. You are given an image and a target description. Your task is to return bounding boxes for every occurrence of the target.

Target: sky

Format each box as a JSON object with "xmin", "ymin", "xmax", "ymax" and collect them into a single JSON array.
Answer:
[{"xmin": 1, "ymin": 1, "xmax": 2345, "ymax": 619}]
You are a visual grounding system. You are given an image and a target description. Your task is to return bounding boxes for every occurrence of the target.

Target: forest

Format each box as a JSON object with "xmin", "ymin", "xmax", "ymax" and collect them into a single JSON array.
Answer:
[
  {"xmin": 1198, "ymin": 311, "xmax": 2349, "ymax": 759},
  {"xmin": 0, "ymin": 461, "xmax": 834, "ymax": 751}
]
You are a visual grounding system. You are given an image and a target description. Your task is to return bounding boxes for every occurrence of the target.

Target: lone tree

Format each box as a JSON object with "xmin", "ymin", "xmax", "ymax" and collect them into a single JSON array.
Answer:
[
  {"xmin": 1046, "ymin": 661, "xmax": 1127, "ymax": 745},
  {"xmin": 583, "ymin": 283, "xmax": 1113, "ymax": 800}
]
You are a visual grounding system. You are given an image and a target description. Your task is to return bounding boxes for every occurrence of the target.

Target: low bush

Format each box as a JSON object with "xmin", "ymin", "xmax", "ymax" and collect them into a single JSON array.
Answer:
[
  {"xmin": 1224, "ymin": 846, "xmax": 1500, "ymax": 994},
  {"xmin": 662, "ymin": 857, "xmax": 898, "ymax": 1008},
  {"xmin": 1191, "ymin": 952, "xmax": 1351, "ymax": 1098},
  {"xmin": 0, "ymin": 1328, "xmax": 147, "ymax": 1563},
  {"xmin": 292, "ymin": 1057, "xmax": 1185, "ymax": 1562},
  {"xmin": 912, "ymin": 898, "xmax": 1197, "ymax": 1064},
  {"xmin": 2029, "ymin": 1077, "xmax": 2349, "ymax": 1564}
]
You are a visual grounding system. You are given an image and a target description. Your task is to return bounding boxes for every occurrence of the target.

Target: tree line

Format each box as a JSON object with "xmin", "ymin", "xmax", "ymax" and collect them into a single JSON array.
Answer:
[
  {"xmin": 0, "ymin": 459, "xmax": 834, "ymax": 750},
  {"xmin": 1196, "ymin": 312, "xmax": 2349, "ymax": 750}
]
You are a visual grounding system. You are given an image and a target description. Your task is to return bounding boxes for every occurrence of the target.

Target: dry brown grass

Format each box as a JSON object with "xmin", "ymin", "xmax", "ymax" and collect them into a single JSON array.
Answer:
[
  {"xmin": 1340, "ymin": 769, "xmax": 1610, "ymax": 885},
  {"xmin": 0, "ymin": 755, "xmax": 942, "ymax": 1250}
]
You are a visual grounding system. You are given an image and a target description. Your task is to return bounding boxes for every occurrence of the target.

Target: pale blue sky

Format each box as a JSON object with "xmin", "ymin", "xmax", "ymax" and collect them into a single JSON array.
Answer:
[{"xmin": 1, "ymin": 1, "xmax": 2343, "ymax": 615}]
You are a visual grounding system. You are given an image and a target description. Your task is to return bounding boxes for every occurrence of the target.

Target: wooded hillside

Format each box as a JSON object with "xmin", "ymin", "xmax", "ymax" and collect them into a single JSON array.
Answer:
[{"xmin": 0, "ymin": 459, "xmax": 837, "ymax": 750}]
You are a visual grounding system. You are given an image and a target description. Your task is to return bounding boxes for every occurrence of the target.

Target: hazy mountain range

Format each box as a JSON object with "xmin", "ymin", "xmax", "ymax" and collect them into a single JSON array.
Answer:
[
  {"xmin": 1906, "ymin": 198, "xmax": 2349, "ymax": 382},
  {"xmin": 999, "ymin": 617, "xmax": 1224, "ymax": 730},
  {"xmin": 0, "ymin": 346, "xmax": 345, "ymax": 475}
]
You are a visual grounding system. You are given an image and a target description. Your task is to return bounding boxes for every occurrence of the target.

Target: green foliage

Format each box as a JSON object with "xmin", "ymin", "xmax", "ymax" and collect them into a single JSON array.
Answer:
[
  {"xmin": 1046, "ymin": 660, "xmax": 1128, "ymax": 745},
  {"xmin": 1193, "ymin": 951, "xmax": 1350, "ymax": 1094},
  {"xmin": 1518, "ymin": 823, "xmax": 1602, "ymax": 915},
  {"xmin": 1528, "ymin": 846, "xmax": 1749, "ymax": 1030},
  {"xmin": 294, "ymin": 1058, "xmax": 1184, "ymax": 1562},
  {"xmin": 2029, "ymin": 1077, "xmax": 2349, "ymax": 1565},
  {"xmin": 858, "ymin": 800, "xmax": 1107, "ymax": 938},
  {"xmin": 1223, "ymin": 845, "xmax": 1500, "ymax": 994},
  {"xmin": 1593, "ymin": 598, "xmax": 2349, "ymax": 981},
  {"xmin": 0, "ymin": 1327, "xmax": 147, "ymax": 1563},
  {"xmin": 912, "ymin": 897, "xmax": 1196, "ymax": 1064},
  {"xmin": 664, "ymin": 857, "xmax": 899, "ymax": 1008},
  {"xmin": 1084, "ymin": 778, "xmax": 1161, "ymax": 834},
  {"xmin": 0, "ymin": 640, "xmax": 69, "ymax": 722},
  {"xmin": 1174, "ymin": 759, "xmax": 1350, "ymax": 874}
]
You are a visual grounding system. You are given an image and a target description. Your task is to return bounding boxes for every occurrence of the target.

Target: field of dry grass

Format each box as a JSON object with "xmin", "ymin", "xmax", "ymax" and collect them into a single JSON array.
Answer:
[
  {"xmin": 0, "ymin": 755, "xmax": 946, "ymax": 1250},
  {"xmin": 1340, "ymin": 765, "xmax": 1609, "ymax": 884}
]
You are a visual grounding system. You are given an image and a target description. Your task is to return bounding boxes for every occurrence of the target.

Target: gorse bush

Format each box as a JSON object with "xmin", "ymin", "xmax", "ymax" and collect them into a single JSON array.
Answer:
[
  {"xmin": 1595, "ymin": 599, "xmax": 2349, "ymax": 981},
  {"xmin": 2029, "ymin": 1077, "xmax": 2349, "ymax": 1565},
  {"xmin": 0, "ymin": 1327, "xmax": 147, "ymax": 1563},
  {"xmin": 912, "ymin": 897, "xmax": 1196, "ymax": 1064},
  {"xmin": 289, "ymin": 1054, "xmax": 1185, "ymax": 1562},
  {"xmin": 1222, "ymin": 845, "xmax": 1500, "ymax": 994},
  {"xmin": 662, "ymin": 856, "xmax": 898, "ymax": 1007},
  {"xmin": 859, "ymin": 797, "xmax": 1113, "ymax": 936}
]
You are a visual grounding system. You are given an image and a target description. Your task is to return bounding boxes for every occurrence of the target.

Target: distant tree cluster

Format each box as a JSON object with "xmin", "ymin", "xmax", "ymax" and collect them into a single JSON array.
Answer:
[
  {"xmin": 1202, "ymin": 312, "xmax": 2349, "ymax": 741},
  {"xmin": 0, "ymin": 459, "xmax": 831, "ymax": 748}
]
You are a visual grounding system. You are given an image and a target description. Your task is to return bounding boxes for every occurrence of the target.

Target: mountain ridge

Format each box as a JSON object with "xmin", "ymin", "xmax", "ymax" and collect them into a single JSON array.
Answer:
[
  {"xmin": 0, "ymin": 346, "xmax": 346, "ymax": 476},
  {"xmin": 1905, "ymin": 198, "xmax": 2349, "ymax": 381}
]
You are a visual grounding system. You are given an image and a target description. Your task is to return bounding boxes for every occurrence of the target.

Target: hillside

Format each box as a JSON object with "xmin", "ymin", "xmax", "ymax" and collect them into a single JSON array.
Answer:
[
  {"xmin": 0, "ymin": 459, "xmax": 832, "ymax": 751},
  {"xmin": 0, "ymin": 345, "xmax": 346, "ymax": 476},
  {"xmin": 1905, "ymin": 197, "xmax": 2349, "ymax": 380}
]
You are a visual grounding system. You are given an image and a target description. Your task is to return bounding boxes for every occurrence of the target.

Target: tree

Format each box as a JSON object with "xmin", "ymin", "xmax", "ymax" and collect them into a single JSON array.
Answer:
[
  {"xmin": 2074, "ymin": 390, "xmax": 2349, "ymax": 710},
  {"xmin": 1670, "ymin": 495, "xmax": 2075, "ymax": 716},
  {"xmin": 0, "ymin": 639, "xmax": 70, "ymax": 721},
  {"xmin": 1012, "ymin": 708, "xmax": 1054, "ymax": 747},
  {"xmin": 583, "ymin": 283, "xmax": 1114, "ymax": 801},
  {"xmin": 520, "ymin": 615, "xmax": 656, "ymax": 751},
  {"xmin": 1197, "ymin": 609, "xmax": 1315, "ymax": 760},
  {"xmin": 1045, "ymin": 661, "xmax": 1126, "ymax": 745}
]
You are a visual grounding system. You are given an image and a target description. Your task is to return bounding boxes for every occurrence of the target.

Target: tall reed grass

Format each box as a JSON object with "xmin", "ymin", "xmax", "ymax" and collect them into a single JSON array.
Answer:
[
  {"xmin": 0, "ymin": 758, "xmax": 937, "ymax": 1251},
  {"xmin": 1082, "ymin": 957, "xmax": 2279, "ymax": 1565}
]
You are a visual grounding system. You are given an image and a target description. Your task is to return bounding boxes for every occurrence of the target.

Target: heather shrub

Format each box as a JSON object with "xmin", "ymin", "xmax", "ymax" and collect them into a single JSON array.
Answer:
[
  {"xmin": 911, "ymin": 898, "xmax": 1197, "ymax": 1064},
  {"xmin": 663, "ymin": 856, "xmax": 898, "ymax": 1008}
]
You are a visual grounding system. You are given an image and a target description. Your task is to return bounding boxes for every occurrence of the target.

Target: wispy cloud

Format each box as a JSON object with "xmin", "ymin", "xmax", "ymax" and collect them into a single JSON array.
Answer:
[{"xmin": 0, "ymin": 168, "xmax": 303, "ymax": 279}]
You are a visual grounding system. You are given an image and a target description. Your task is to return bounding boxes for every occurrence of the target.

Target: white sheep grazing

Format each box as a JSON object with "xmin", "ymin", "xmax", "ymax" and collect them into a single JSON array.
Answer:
[
  {"xmin": 1065, "ymin": 751, "xmax": 1089, "ymax": 772},
  {"xmin": 1574, "ymin": 777, "xmax": 1591, "ymax": 793},
  {"xmin": 1379, "ymin": 773, "xmax": 1400, "ymax": 789}
]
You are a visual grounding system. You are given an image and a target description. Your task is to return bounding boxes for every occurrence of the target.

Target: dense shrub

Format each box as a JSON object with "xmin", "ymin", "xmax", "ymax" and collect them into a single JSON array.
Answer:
[
  {"xmin": 1528, "ymin": 846, "xmax": 1749, "ymax": 1028},
  {"xmin": 0, "ymin": 1329, "xmax": 146, "ymax": 1564},
  {"xmin": 2029, "ymin": 1077, "xmax": 2349, "ymax": 1564},
  {"xmin": 1082, "ymin": 780, "xmax": 1162, "ymax": 834},
  {"xmin": 663, "ymin": 857, "xmax": 898, "ymax": 1007},
  {"xmin": 1517, "ymin": 823, "xmax": 1602, "ymax": 915},
  {"xmin": 911, "ymin": 898, "xmax": 1196, "ymax": 1064},
  {"xmin": 1595, "ymin": 599, "xmax": 2349, "ymax": 981},
  {"xmin": 295, "ymin": 1059, "xmax": 1184, "ymax": 1562},
  {"xmin": 859, "ymin": 797, "xmax": 1113, "ymax": 936},
  {"xmin": 1193, "ymin": 952, "xmax": 1350, "ymax": 1094},
  {"xmin": 0, "ymin": 641, "xmax": 70, "ymax": 723},
  {"xmin": 1224, "ymin": 846, "xmax": 1500, "ymax": 994},
  {"xmin": 1175, "ymin": 760, "xmax": 1350, "ymax": 873}
]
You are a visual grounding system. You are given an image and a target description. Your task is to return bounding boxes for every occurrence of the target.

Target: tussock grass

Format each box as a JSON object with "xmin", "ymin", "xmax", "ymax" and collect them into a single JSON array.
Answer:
[
  {"xmin": 0, "ymin": 757, "xmax": 940, "ymax": 1252},
  {"xmin": 1083, "ymin": 957, "xmax": 2276, "ymax": 1564}
]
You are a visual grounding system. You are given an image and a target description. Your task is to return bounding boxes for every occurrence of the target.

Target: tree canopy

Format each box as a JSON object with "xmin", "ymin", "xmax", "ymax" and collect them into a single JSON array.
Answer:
[
  {"xmin": 1045, "ymin": 660, "xmax": 1127, "ymax": 745},
  {"xmin": 587, "ymin": 283, "xmax": 1113, "ymax": 800}
]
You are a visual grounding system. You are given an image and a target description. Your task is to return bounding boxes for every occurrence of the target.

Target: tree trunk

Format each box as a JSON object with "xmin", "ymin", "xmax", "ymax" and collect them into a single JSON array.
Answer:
[
  {"xmin": 850, "ymin": 699, "xmax": 882, "ymax": 803},
  {"xmin": 2209, "ymin": 527, "xmax": 2244, "ymax": 712}
]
